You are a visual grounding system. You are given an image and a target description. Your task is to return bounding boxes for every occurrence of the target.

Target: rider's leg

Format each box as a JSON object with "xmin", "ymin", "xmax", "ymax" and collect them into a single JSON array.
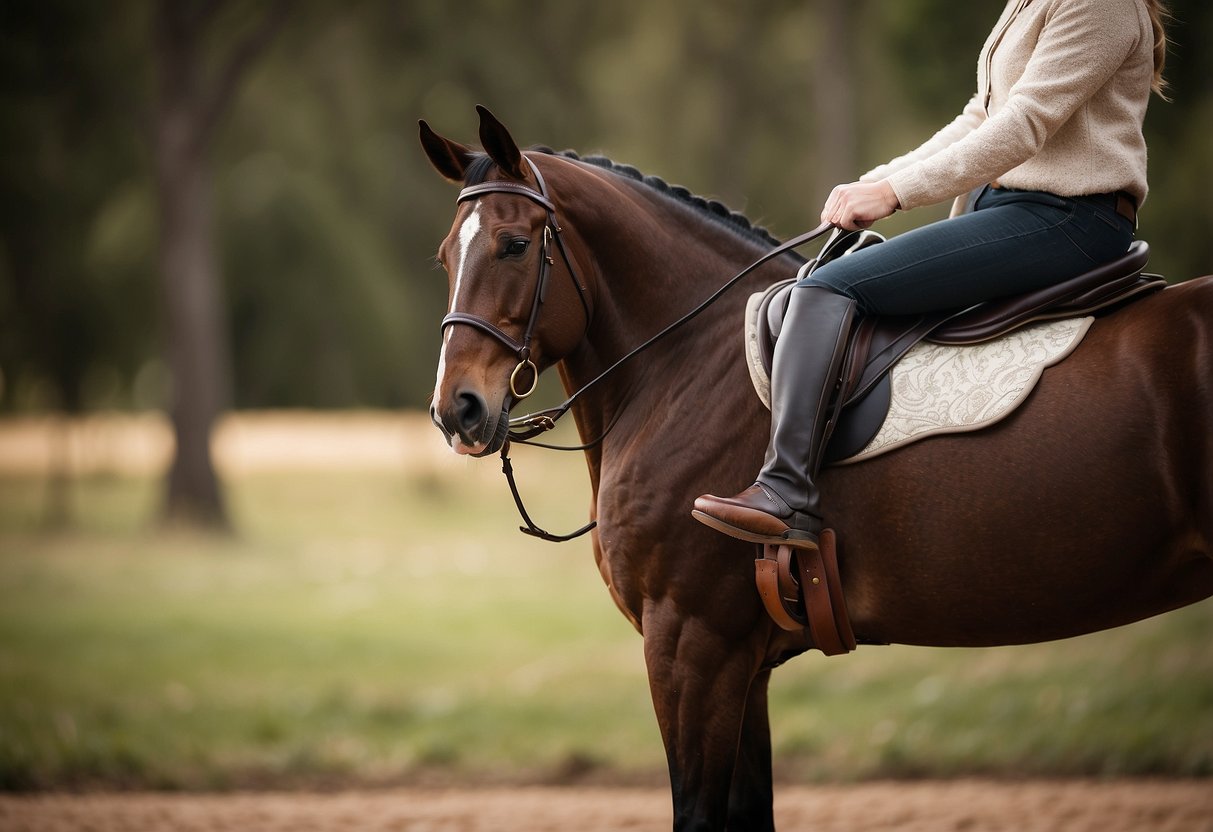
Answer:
[{"xmin": 693, "ymin": 286, "xmax": 855, "ymax": 550}]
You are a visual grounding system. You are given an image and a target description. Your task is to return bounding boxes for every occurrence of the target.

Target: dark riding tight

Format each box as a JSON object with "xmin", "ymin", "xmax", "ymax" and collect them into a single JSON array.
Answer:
[{"xmin": 800, "ymin": 186, "xmax": 1135, "ymax": 314}]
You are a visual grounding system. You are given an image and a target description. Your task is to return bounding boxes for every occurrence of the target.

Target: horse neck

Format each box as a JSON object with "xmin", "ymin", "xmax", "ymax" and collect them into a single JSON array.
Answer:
[
  {"xmin": 550, "ymin": 164, "xmax": 776, "ymax": 456},
  {"xmin": 572, "ymin": 177, "xmax": 767, "ymax": 353}
]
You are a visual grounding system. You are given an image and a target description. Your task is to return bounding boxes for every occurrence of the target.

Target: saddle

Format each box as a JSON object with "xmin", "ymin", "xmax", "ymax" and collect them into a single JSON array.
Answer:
[
  {"xmin": 752, "ymin": 235, "xmax": 1166, "ymax": 655},
  {"xmin": 754, "ymin": 237, "xmax": 1166, "ymax": 464}
]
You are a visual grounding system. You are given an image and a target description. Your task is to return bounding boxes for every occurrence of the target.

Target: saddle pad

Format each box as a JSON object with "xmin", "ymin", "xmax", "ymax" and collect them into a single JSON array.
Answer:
[{"xmin": 744, "ymin": 292, "xmax": 1093, "ymax": 465}]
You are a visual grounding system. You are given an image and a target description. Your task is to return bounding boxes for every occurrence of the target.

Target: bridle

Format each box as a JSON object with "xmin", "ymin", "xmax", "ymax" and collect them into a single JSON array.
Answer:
[
  {"xmin": 441, "ymin": 156, "xmax": 591, "ymax": 443},
  {"xmin": 442, "ymin": 153, "xmax": 836, "ymax": 541}
]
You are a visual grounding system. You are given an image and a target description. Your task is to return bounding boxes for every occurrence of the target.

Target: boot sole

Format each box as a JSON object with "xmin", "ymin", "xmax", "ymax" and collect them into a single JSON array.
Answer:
[{"xmin": 691, "ymin": 510, "xmax": 820, "ymax": 551}]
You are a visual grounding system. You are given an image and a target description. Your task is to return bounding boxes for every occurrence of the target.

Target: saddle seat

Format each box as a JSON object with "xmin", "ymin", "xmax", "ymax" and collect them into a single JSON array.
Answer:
[{"xmin": 930, "ymin": 239, "xmax": 1158, "ymax": 345}]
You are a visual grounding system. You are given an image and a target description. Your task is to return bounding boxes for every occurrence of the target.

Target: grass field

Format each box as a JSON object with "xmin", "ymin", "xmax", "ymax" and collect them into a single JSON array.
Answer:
[{"xmin": 0, "ymin": 413, "xmax": 1210, "ymax": 790}]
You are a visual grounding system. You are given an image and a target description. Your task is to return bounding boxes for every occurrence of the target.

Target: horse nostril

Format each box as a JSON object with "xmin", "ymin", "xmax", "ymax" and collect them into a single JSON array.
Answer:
[{"xmin": 454, "ymin": 390, "xmax": 488, "ymax": 435}]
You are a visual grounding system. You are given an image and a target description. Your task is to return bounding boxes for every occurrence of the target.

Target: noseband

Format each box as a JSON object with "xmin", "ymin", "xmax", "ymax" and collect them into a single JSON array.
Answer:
[{"xmin": 442, "ymin": 157, "xmax": 591, "ymax": 407}]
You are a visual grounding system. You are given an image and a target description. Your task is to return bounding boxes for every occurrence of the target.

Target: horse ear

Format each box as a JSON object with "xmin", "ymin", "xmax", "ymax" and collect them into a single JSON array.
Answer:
[
  {"xmin": 419, "ymin": 119, "xmax": 476, "ymax": 183},
  {"xmin": 476, "ymin": 105, "xmax": 524, "ymax": 180}
]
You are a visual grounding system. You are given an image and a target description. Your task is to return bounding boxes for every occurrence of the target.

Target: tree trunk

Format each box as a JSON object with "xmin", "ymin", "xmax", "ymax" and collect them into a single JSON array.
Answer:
[
  {"xmin": 151, "ymin": 0, "xmax": 286, "ymax": 530},
  {"xmin": 812, "ymin": 0, "xmax": 859, "ymax": 196},
  {"xmin": 153, "ymin": 2, "xmax": 231, "ymax": 529}
]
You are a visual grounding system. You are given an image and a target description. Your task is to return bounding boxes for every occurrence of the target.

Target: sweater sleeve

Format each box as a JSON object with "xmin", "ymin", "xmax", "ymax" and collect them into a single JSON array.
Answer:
[{"xmin": 885, "ymin": 0, "xmax": 1142, "ymax": 210}]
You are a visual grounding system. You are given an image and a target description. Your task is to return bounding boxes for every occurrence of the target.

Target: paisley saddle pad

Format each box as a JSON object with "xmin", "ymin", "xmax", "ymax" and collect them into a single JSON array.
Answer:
[{"xmin": 744, "ymin": 297, "xmax": 1092, "ymax": 465}]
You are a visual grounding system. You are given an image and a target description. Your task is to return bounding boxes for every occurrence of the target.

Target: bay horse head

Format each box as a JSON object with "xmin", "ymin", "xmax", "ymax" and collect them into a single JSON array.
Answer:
[{"xmin": 420, "ymin": 106, "xmax": 592, "ymax": 456}]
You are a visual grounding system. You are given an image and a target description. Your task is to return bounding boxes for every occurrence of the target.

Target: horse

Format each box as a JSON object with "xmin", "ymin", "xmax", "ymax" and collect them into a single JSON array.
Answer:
[{"xmin": 420, "ymin": 106, "xmax": 1213, "ymax": 831}]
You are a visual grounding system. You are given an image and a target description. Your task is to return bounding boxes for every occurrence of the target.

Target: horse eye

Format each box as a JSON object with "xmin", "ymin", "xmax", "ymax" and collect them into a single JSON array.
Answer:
[{"xmin": 503, "ymin": 238, "xmax": 530, "ymax": 258}]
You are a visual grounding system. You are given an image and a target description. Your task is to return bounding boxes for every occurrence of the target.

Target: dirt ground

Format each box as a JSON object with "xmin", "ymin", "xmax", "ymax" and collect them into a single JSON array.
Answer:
[{"xmin": 2, "ymin": 781, "xmax": 1211, "ymax": 832}]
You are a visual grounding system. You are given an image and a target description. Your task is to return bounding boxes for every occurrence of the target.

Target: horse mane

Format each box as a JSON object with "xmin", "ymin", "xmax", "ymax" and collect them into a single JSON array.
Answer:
[{"xmin": 463, "ymin": 148, "xmax": 787, "ymax": 251}]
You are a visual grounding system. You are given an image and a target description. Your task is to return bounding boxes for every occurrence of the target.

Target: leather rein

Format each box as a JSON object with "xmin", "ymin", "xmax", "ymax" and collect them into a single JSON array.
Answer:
[{"xmin": 446, "ymin": 155, "xmax": 834, "ymax": 542}]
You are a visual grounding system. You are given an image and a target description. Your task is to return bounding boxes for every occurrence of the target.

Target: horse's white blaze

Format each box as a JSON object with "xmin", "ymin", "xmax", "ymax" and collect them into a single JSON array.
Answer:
[{"xmin": 434, "ymin": 205, "xmax": 483, "ymax": 400}]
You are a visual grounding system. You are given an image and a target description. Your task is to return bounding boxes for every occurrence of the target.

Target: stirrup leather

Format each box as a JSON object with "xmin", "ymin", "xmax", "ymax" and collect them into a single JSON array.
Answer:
[{"xmin": 755, "ymin": 530, "xmax": 856, "ymax": 655}]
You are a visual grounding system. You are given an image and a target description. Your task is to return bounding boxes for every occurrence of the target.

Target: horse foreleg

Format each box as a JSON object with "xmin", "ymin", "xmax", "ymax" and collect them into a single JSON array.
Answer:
[
  {"xmin": 728, "ymin": 668, "xmax": 775, "ymax": 830},
  {"xmin": 644, "ymin": 609, "xmax": 766, "ymax": 832}
]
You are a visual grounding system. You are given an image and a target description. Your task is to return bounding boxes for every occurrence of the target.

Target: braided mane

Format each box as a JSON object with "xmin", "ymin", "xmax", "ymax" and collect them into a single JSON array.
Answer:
[{"xmin": 463, "ymin": 148, "xmax": 786, "ymax": 251}]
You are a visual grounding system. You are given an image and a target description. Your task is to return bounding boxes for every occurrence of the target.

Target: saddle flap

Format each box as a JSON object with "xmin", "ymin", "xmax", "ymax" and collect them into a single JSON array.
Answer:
[{"xmin": 747, "ymin": 280, "xmax": 894, "ymax": 463}]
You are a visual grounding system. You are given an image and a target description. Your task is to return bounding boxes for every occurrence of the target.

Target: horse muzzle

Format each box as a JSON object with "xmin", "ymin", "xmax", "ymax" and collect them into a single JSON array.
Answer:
[{"xmin": 431, "ymin": 388, "xmax": 510, "ymax": 457}]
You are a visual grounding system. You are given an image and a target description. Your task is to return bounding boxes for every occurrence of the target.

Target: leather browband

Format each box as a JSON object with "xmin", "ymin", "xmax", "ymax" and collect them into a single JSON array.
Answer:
[{"xmin": 458, "ymin": 179, "xmax": 556, "ymax": 212}]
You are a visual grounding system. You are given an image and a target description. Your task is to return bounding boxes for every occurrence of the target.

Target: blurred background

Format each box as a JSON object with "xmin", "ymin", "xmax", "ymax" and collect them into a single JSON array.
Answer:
[{"xmin": 1, "ymin": 0, "xmax": 1210, "ymax": 791}]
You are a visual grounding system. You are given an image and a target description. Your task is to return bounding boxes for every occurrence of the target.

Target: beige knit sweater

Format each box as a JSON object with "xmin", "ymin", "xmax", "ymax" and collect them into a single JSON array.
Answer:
[{"xmin": 862, "ymin": 0, "xmax": 1154, "ymax": 212}]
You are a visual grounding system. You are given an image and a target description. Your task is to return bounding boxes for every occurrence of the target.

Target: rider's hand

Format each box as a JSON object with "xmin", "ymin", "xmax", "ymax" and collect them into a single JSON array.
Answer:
[{"xmin": 821, "ymin": 180, "xmax": 900, "ymax": 231}]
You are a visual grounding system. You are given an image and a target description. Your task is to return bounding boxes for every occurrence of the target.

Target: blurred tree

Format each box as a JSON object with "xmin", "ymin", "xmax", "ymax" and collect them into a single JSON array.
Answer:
[
  {"xmin": 153, "ymin": 0, "xmax": 286, "ymax": 529},
  {"xmin": 812, "ymin": 0, "xmax": 862, "ymax": 198},
  {"xmin": 0, "ymin": 1, "xmax": 152, "ymax": 524}
]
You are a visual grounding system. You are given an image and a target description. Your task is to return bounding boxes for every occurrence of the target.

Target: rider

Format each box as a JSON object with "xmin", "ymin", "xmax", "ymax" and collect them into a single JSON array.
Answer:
[{"xmin": 693, "ymin": 0, "xmax": 1170, "ymax": 552}]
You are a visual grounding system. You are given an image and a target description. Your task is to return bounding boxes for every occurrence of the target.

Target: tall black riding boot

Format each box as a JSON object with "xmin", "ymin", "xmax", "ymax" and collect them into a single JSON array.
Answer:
[{"xmin": 693, "ymin": 286, "xmax": 856, "ymax": 549}]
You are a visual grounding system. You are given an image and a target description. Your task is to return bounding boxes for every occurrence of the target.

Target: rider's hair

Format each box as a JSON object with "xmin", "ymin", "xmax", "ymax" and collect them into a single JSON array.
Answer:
[{"xmin": 1145, "ymin": 0, "xmax": 1171, "ymax": 100}]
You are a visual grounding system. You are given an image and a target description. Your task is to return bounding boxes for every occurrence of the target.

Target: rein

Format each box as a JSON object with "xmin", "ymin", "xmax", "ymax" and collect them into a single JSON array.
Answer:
[{"xmin": 448, "ymin": 156, "xmax": 835, "ymax": 541}]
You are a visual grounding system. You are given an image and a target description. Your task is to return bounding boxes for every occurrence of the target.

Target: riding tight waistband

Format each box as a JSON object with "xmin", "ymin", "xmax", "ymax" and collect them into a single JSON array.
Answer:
[{"xmin": 989, "ymin": 182, "xmax": 1137, "ymax": 226}]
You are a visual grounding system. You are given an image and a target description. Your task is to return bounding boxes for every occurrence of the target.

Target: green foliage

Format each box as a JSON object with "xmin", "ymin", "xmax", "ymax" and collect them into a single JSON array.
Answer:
[
  {"xmin": 0, "ymin": 459, "xmax": 1210, "ymax": 789},
  {"xmin": 1, "ymin": 0, "xmax": 1210, "ymax": 412}
]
